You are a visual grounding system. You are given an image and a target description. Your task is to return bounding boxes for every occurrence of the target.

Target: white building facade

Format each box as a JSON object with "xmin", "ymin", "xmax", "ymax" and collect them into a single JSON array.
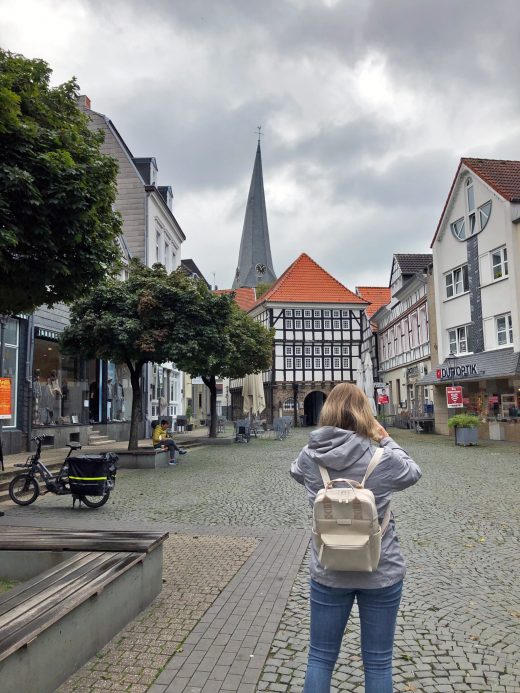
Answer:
[{"xmin": 421, "ymin": 158, "xmax": 520, "ymax": 439}]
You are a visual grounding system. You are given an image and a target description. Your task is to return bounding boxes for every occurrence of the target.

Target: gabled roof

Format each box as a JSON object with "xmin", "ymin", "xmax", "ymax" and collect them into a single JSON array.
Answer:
[
  {"xmin": 255, "ymin": 253, "xmax": 366, "ymax": 305},
  {"xmin": 181, "ymin": 259, "xmax": 210, "ymax": 287},
  {"xmin": 394, "ymin": 254, "xmax": 432, "ymax": 276},
  {"xmin": 356, "ymin": 286, "xmax": 391, "ymax": 318},
  {"xmin": 215, "ymin": 288, "xmax": 257, "ymax": 311},
  {"xmin": 431, "ymin": 157, "xmax": 520, "ymax": 247},
  {"xmin": 464, "ymin": 158, "xmax": 520, "ymax": 203}
]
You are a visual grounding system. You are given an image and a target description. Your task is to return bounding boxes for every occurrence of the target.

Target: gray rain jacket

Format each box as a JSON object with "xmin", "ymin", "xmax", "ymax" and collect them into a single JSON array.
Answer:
[{"xmin": 291, "ymin": 426, "xmax": 422, "ymax": 589}]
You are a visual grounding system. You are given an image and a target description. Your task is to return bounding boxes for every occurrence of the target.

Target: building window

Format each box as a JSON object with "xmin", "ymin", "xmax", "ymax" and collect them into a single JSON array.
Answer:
[
  {"xmin": 285, "ymin": 357, "xmax": 293, "ymax": 368},
  {"xmin": 286, "ymin": 319, "xmax": 293, "ymax": 329},
  {"xmin": 294, "ymin": 320, "xmax": 302, "ymax": 329},
  {"xmin": 304, "ymin": 357, "xmax": 312, "ymax": 368},
  {"xmin": 333, "ymin": 345, "xmax": 341, "ymax": 355},
  {"xmin": 304, "ymin": 309, "xmax": 312, "ymax": 317},
  {"xmin": 285, "ymin": 346, "xmax": 293, "ymax": 355},
  {"xmin": 295, "ymin": 358, "xmax": 302, "ymax": 368},
  {"xmin": 342, "ymin": 346, "xmax": 350, "ymax": 355},
  {"xmin": 450, "ymin": 217, "xmax": 466, "ymax": 240},
  {"xmin": 155, "ymin": 231, "xmax": 161, "ymax": 261},
  {"xmin": 466, "ymin": 178, "xmax": 476, "ymax": 234},
  {"xmin": 294, "ymin": 309, "xmax": 302, "ymax": 317},
  {"xmin": 286, "ymin": 309, "xmax": 293, "ymax": 317},
  {"xmin": 496, "ymin": 313, "xmax": 513, "ymax": 346},
  {"xmin": 333, "ymin": 357, "xmax": 341, "ymax": 368},
  {"xmin": 332, "ymin": 310, "xmax": 340, "ymax": 318},
  {"xmin": 342, "ymin": 358, "xmax": 350, "ymax": 368},
  {"xmin": 1, "ymin": 319, "xmax": 19, "ymax": 427},
  {"xmin": 314, "ymin": 309, "xmax": 321, "ymax": 317},
  {"xmin": 324, "ymin": 357, "xmax": 331, "ymax": 368},
  {"xmin": 491, "ymin": 246, "xmax": 508, "ymax": 280},
  {"xmin": 324, "ymin": 319, "xmax": 331, "ymax": 329},
  {"xmin": 314, "ymin": 357, "xmax": 322, "ymax": 368},
  {"xmin": 314, "ymin": 320, "xmax": 322, "ymax": 329},
  {"xmin": 314, "ymin": 345, "xmax": 322, "ymax": 355},
  {"xmin": 283, "ymin": 398, "xmax": 295, "ymax": 410},
  {"xmin": 323, "ymin": 310, "xmax": 331, "ymax": 318},
  {"xmin": 445, "ymin": 265, "xmax": 469, "ymax": 298},
  {"xmin": 304, "ymin": 320, "xmax": 312, "ymax": 329},
  {"xmin": 342, "ymin": 320, "xmax": 349, "ymax": 329},
  {"xmin": 164, "ymin": 243, "xmax": 170, "ymax": 271},
  {"xmin": 333, "ymin": 320, "xmax": 340, "ymax": 329},
  {"xmin": 479, "ymin": 201, "xmax": 492, "ymax": 231},
  {"xmin": 323, "ymin": 345, "xmax": 331, "ymax": 355},
  {"xmin": 304, "ymin": 346, "xmax": 312, "ymax": 355},
  {"xmin": 294, "ymin": 346, "xmax": 302, "ymax": 355},
  {"xmin": 448, "ymin": 325, "xmax": 469, "ymax": 354}
]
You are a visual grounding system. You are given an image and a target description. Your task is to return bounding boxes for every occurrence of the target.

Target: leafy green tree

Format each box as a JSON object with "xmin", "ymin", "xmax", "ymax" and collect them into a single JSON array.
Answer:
[
  {"xmin": 61, "ymin": 260, "xmax": 273, "ymax": 446},
  {"xmin": 0, "ymin": 49, "xmax": 121, "ymax": 314},
  {"xmin": 172, "ymin": 291, "xmax": 274, "ymax": 438}
]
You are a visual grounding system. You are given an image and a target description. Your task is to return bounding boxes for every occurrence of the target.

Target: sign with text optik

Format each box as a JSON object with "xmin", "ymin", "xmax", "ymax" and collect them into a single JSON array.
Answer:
[
  {"xmin": 446, "ymin": 386, "xmax": 463, "ymax": 408},
  {"xmin": 0, "ymin": 378, "xmax": 12, "ymax": 419}
]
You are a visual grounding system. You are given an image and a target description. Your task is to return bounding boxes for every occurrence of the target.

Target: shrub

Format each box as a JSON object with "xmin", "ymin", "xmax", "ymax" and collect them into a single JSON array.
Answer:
[{"xmin": 447, "ymin": 413, "xmax": 481, "ymax": 429}]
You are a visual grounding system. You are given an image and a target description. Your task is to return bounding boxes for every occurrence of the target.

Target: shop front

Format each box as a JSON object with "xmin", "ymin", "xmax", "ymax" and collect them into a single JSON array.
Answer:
[
  {"xmin": 420, "ymin": 348, "xmax": 520, "ymax": 440},
  {"xmin": 32, "ymin": 328, "xmax": 134, "ymax": 447}
]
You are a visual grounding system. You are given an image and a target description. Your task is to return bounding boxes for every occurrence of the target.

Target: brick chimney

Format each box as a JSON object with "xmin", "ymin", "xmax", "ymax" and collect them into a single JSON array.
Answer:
[{"xmin": 77, "ymin": 94, "xmax": 91, "ymax": 111}]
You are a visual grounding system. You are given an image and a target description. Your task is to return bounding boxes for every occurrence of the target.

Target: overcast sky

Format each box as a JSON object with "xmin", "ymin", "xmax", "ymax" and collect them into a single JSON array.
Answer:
[{"xmin": 2, "ymin": 0, "xmax": 520, "ymax": 292}]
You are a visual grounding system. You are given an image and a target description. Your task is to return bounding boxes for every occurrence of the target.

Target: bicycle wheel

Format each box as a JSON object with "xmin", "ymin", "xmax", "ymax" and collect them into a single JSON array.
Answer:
[
  {"xmin": 9, "ymin": 474, "xmax": 40, "ymax": 506},
  {"xmin": 79, "ymin": 491, "xmax": 110, "ymax": 508}
]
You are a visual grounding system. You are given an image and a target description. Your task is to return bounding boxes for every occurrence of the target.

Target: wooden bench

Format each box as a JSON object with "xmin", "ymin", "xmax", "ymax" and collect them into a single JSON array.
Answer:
[{"xmin": 0, "ymin": 528, "xmax": 168, "ymax": 693}]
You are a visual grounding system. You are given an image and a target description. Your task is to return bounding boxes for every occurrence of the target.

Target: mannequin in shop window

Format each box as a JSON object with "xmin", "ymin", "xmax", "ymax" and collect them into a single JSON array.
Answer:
[
  {"xmin": 107, "ymin": 379, "xmax": 113, "ymax": 421},
  {"xmin": 33, "ymin": 369, "xmax": 42, "ymax": 425},
  {"xmin": 48, "ymin": 370, "xmax": 62, "ymax": 424}
]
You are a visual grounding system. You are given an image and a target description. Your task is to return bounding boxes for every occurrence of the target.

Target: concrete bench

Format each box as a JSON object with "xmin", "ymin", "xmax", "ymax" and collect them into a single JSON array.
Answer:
[
  {"xmin": 0, "ymin": 527, "xmax": 167, "ymax": 693},
  {"xmin": 116, "ymin": 445, "xmax": 170, "ymax": 469}
]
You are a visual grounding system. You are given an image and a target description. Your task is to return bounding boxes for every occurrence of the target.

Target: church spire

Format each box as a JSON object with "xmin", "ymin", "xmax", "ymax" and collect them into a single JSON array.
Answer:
[{"xmin": 232, "ymin": 137, "xmax": 276, "ymax": 289}]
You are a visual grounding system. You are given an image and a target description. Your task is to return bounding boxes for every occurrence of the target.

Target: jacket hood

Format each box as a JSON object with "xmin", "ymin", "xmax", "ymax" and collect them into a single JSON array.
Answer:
[{"xmin": 305, "ymin": 426, "xmax": 372, "ymax": 471}]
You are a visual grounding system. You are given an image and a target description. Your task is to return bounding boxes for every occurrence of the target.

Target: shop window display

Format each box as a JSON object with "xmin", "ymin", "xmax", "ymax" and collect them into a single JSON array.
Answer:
[
  {"xmin": 107, "ymin": 361, "xmax": 132, "ymax": 421},
  {"xmin": 1, "ymin": 319, "xmax": 19, "ymax": 427}
]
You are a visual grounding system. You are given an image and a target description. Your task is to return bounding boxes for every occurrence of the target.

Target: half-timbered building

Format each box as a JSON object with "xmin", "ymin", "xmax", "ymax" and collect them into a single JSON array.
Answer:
[{"xmin": 231, "ymin": 253, "xmax": 368, "ymax": 425}]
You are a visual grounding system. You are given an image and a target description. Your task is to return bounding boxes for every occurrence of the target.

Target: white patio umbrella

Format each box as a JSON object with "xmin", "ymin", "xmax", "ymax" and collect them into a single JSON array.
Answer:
[
  {"xmin": 242, "ymin": 372, "xmax": 266, "ymax": 419},
  {"xmin": 356, "ymin": 358, "xmax": 365, "ymax": 391},
  {"xmin": 363, "ymin": 351, "xmax": 377, "ymax": 414}
]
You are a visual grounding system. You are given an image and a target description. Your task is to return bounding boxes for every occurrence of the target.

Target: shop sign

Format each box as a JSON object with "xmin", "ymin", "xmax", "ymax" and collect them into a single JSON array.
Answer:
[
  {"xmin": 378, "ymin": 394, "xmax": 389, "ymax": 405},
  {"xmin": 34, "ymin": 327, "xmax": 60, "ymax": 341},
  {"xmin": 407, "ymin": 365, "xmax": 419, "ymax": 377},
  {"xmin": 0, "ymin": 377, "xmax": 12, "ymax": 419},
  {"xmin": 436, "ymin": 363, "xmax": 478, "ymax": 380},
  {"xmin": 374, "ymin": 382, "xmax": 386, "ymax": 388},
  {"xmin": 446, "ymin": 386, "xmax": 463, "ymax": 408},
  {"xmin": 488, "ymin": 395, "xmax": 499, "ymax": 404}
]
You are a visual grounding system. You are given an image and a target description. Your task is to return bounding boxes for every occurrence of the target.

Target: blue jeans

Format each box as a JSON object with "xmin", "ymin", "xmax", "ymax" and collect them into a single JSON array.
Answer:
[{"xmin": 303, "ymin": 578, "xmax": 403, "ymax": 693}]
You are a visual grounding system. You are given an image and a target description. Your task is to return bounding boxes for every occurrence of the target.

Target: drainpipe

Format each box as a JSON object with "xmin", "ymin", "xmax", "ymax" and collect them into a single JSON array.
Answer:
[{"xmin": 26, "ymin": 314, "xmax": 35, "ymax": 449}]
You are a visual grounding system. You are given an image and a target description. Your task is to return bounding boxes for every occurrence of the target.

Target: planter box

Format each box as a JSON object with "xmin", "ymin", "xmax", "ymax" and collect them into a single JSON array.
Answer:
[
  {"xmin": 117, "ymin": 448, "xmax": 169, "ymax": 469},
  {"xmin": 455, "ymin": 426, "xmax": 479, "ymax": 446},
  {"xmin": 489, "ymin": 421, "xmax": 505, "ymax": 441}
]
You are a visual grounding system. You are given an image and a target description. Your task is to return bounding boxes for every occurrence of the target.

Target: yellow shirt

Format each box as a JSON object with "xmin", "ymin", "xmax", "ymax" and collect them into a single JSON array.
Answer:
[{"xmin": 152, "ymin": 426, "xmax": 167, "ymax": 446}]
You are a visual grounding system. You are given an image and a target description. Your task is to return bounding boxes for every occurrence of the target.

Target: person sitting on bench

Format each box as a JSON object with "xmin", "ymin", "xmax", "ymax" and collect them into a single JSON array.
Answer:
[{"xmin": 152, "ymin": 420, "xmax": 187, "ymax": 465}]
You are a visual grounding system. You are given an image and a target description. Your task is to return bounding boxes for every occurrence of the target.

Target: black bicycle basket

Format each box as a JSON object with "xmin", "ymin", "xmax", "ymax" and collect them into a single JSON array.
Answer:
[{"xmin": 68, "ymin": 455, "xmax": 110, "ymax": 496}]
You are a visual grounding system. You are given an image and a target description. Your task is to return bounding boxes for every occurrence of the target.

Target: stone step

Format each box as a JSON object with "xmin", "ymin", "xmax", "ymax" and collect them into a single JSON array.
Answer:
[{"xmin": 89, "ymin": 439, "xmax": 117, "ymax": 446}]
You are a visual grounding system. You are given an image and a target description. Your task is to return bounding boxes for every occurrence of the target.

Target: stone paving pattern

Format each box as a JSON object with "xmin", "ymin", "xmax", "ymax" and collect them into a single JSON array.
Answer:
[{"xmin": 1, "ymin": 428, "xmax": 520, "ymax": 691}]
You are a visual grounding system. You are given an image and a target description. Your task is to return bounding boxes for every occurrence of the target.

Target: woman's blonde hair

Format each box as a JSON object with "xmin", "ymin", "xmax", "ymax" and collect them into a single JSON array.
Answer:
[{"xmin": 319, "ymin": 383, "xmax": 379, "ymax": 440}]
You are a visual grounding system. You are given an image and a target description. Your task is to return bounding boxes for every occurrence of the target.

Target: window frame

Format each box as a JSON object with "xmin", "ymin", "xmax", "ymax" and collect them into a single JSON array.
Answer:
[
  {"xmin": 448, "ymin": 325, "xmax": 470, "ymax": 355},
  {"xmin": 491, "ymin": 246, "xmax": 508, "ymax": 281},
  {"xmin": 496, "ymin": 313, "xmax": 513, "ymax": 346},
  {"xmin": 445, "ymin": 264, "xmax": 469, "ymax": 299}
]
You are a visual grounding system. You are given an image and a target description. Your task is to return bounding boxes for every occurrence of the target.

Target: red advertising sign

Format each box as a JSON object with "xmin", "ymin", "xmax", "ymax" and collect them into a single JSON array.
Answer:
[
  {"xmin": 488, "ymin": 395, "xmax": 499, "ymax": 404},
  {"xmin": 446, "ymin": 386, "xmax": 463, "ymax": 408},
  {"xmin": 0, "ymin": 377, "xmax": 12, "ymax": 420},
  {"xmin": 378, "ymin": 394, "xmax": 389, "ymax": 405}
]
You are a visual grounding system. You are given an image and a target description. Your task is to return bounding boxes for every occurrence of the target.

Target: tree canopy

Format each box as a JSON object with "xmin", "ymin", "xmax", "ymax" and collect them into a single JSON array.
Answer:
[
  {"xmin": 61, "ymin": 260, "xmax": 274, "ymax": 445},
  {"xmin": 0, "ymin": 49, "xmax": 122, "ymax": 314}
]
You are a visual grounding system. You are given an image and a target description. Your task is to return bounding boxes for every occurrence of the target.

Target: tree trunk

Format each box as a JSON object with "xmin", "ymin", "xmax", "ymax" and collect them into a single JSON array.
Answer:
[
  {"xmin": 129, "ymin": 364, "xmax": 143, "ymax": 450},
  {"xmin": 203, "ymin": 375, "xmax": 218, "ymax": 438}
]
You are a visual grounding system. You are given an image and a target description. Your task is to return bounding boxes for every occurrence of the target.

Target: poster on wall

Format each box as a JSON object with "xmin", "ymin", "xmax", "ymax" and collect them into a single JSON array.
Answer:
[
  {"xmin": 0, "ymin": 377, "xmax": 12, "ymax": 419},
  {"xmin": 446, "ymin": 386, "xmax": 463, "ymax": 408}
]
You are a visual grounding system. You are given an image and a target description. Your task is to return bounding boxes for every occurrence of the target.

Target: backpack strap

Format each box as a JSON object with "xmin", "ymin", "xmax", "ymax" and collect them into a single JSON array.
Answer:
[
  {"xmin": 362, "ymin": 447, "xmax": 392, "ymax": 535},
  {"xmin": 318, "ymin": 464, "xmax": 331, "ymax": 487}
]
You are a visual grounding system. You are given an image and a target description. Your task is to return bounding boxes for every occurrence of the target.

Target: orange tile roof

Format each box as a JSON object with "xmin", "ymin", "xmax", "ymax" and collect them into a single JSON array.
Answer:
[
  {"xmin": 463, "ymin": 158, "xmax": 520, "ymax": 202},
  {"xmin": 356, "ymin": 286, "xmax": 391, "ymax": 318},
  {"xmin": 215, "ymin": 287, "xmax": 257, "ymax": 311},
  {"xmin": 255, "ymin": 253, "xmax": 366, "ymax": 305}
]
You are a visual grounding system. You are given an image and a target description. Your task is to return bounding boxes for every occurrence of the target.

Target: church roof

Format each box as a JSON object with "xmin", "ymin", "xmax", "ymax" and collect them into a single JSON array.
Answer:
[
  {"xmin": 356, "ymin": 286, "xmax": 391, "ymax": 318},
  {"xmin": 215, "ymin": 287, "xmax": 257, "ymax": 311},
  {"xmin": 232, "ymin": 143, "xmax": 276, "ymax": 289},
  {"xmin": 256, "ymin": 253, "xmax": 366, "ymax": 305}
]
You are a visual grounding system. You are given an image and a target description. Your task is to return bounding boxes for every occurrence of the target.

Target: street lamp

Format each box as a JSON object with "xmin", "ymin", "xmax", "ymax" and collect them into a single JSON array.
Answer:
[{"xmin": 446, "ymin": 351, "xmax": 458, "ymax": 387}]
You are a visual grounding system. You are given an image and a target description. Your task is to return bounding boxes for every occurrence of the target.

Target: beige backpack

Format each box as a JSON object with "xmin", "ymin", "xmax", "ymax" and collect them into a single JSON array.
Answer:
[{"xmin": 312, "ymin": 448, "xmax": 391, "ymax": 572}]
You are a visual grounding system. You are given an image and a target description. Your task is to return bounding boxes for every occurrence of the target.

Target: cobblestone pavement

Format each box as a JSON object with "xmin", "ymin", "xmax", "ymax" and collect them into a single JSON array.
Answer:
[{"xmin": 1, "ymin": 428, "xmax": 520, "ymax": 692}]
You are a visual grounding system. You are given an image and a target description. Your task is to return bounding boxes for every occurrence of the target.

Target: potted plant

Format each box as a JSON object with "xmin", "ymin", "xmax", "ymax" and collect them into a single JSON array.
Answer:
[
  {"xmin": 447, "ymin": 413, "xmax": 480, "ymax": 446},
  {"xmin": 185, "ymin": 405, "xmax": 193, "ymax": 432}
]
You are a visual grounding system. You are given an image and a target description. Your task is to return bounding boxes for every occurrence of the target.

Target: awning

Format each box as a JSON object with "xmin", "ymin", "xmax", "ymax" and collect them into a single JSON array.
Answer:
[{"xmin": 419, "ymin": 348, "xmax": 520, "ymax": 385}]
